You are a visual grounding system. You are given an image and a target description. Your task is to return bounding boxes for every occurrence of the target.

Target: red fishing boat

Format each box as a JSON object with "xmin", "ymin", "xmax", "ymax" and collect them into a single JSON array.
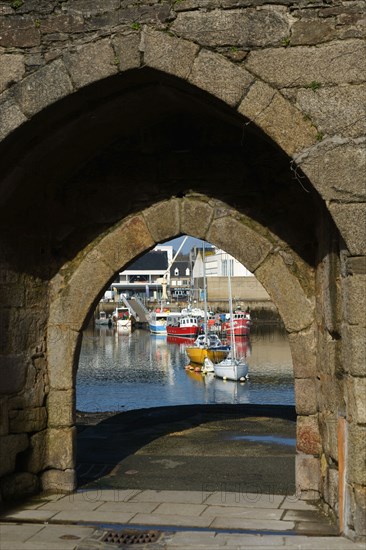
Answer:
[
  {"xmin": 166, "ymin": 313, "xmax": 201, "ymax": 338},
  {"xmin": 222, "ymin": 311, "xmax": 251, "ymax": 336}
]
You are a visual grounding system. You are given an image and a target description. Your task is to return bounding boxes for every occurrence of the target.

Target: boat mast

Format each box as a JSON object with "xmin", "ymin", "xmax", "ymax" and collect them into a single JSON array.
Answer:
[
  {"xmin": 159, "ymin": 235, "xmax": 189, "ymax": 308},
  {"xmin": 228, "ymin": 256, "xmax": 236, "ymax": 366},
  {"xmin": 202, "ymin": 241, "xmax": 208, "ymax": 346}
]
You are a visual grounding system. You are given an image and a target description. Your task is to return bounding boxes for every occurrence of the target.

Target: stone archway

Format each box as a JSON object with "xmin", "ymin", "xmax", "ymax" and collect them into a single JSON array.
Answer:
[
  {"xmin": 0, "ymin": 16, "xmax": 364, "ymax": 540},
  {"xmin": 46, "ymin": 196, "xmax": 316, "ymax": 494}
]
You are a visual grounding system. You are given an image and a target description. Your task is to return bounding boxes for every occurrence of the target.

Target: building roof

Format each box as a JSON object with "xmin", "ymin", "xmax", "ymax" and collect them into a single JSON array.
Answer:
[{"xmin": 126, "ymin": 250, "xmax": 169, "ymax": 271}]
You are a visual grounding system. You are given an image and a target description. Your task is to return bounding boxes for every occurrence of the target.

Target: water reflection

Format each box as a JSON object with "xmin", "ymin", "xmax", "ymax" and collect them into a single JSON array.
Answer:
[{"xmin": 77, "ymin": 325, "xmax": 294, "ymax": 412}]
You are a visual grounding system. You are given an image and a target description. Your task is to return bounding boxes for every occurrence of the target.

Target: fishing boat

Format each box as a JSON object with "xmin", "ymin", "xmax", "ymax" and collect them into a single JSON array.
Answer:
[
  {"xmin": 222, "ymin": 310, "xmax": 251, "ymax": 336},
  {"xmin": 112, "ymin": 306, "xmax": 132, "ymax": 333},
  {"xmin": 214, "ymin": 264, "xmax": 249, "ymax": 381},
  {"xmin": 166, "ymin": 312, "xmax": 201, "ymax": 338},
  {"xmin": 148, "ymin": 308, "xmax": 170, "ymax": 335}
]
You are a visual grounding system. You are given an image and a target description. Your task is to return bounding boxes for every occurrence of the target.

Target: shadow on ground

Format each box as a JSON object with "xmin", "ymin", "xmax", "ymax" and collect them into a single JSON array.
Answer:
[{"xmin": 76, "ymin": 404, "xmax": 296, "ymax": 496}]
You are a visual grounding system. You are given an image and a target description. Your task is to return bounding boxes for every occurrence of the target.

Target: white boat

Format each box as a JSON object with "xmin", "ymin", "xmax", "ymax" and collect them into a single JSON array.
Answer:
[
  {"xmin": 214, "ymin": 263, "xmax": 249, "ymax": 382},
  {"xmin": 213, "ymin": 356, "xmax": 248, "ymax": 381},
  {"xmin": 112, "ymin": 306, "xmax": 132, "ymax": 333},
  {"xmin": 148, "ymin": 308, "xmax": 170, "ymax": 335}
]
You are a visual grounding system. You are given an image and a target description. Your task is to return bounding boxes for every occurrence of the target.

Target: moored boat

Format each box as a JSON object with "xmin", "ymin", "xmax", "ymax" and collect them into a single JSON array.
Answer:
[
  {"xmin": 185, "ymin": 334, "xmax": 230, "ymax": 365},
  {"xmin": 95, "ymin": 311, "xmax": 112, "ymax": 326},
  {"xmin": 148, "ymin": 308, "xmax": 170, "ymax": 335},
  {"xmin": 166, "ymin": 313, "xmax": 200, "ymax": 338},
  {"xmin": 222, "ymin": 311, "xmax": 251, "ymax": 336},
  {"xmin": 214, "ymin": 268, "xmax": 249, "ymax": 381},
  {"xmin": 112, "ymin": 306, "xmax": 132, "ymax": 333}
]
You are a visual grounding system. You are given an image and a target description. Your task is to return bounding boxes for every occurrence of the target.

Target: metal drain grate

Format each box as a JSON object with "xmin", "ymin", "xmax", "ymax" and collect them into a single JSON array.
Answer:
[{"xmin": 102, "ymin": 529, "xmax": 161, "ymax": 545}]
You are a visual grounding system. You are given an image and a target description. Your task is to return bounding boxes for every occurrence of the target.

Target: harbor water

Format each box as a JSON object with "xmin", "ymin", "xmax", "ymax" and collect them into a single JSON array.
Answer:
[{"xmin": 77, "ymin": 325, "xmax": 294, "ymax": 412}]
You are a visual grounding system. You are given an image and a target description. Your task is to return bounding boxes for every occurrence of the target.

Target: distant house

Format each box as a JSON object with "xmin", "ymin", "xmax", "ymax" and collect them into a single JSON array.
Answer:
[
  {"xmin": 104, "ymin": 245, "xmax": 173, "ymax": 302},
  {"xmin": 169, "ymin": 254, "xmax": 191, "ymax": 301}
]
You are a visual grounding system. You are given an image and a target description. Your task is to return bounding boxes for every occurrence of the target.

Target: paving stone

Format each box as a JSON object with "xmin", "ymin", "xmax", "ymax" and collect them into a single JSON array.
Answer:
[
  {"xmin": 280, "ymin": 496, "xmax": 318, "ymax": 510},
  {"xmin": 130, "ymin": 489, "xmax": 208, "ymax": 504},
  {"xmin": 0, "ymin": 509, "xmax": 57, "ymax": 521},
  {"xmin": 51, "ymin": 510, "xmax": 135, "ymax": 523},
  {"xmin": 201, "ymin": 505, "xmax": 283, "ymax": 520},
  {"xmin": 152, "ymin": 502, "xmax": 207, "ymax": 516},
  {"xmin": 0, "ymin": 523, "xmax": 44, "ymax": 542},
  {"xmin": 96, "ymin": 501, "xmax": 158, "ymax": 513},
  {"xmin": 129, "ymin": 512, "xmax": 212, "ymax": 528},
  {"xmin": 210, "ymin": 516, "xmax": 295, "ymax": 531},
  {"xmin": 215, "ymin": 532, "xmax": 287, "ymax": 546},
  {"xmin": 27, "ymin": 524, "xmax": 95, "ymax": 544},
  {"xmin": 204, "ymin": 492, "xmax": 284, "ymax": 508},
  {"xmin": 38, "ymin": 499, "xmax": 102, "ymax": 511}
]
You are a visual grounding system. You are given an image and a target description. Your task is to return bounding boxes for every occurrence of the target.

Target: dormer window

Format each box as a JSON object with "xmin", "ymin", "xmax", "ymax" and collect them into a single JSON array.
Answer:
[
  {"xmin": 174, "ymin": 268, "xmax": 179, "ymax": 276},
  {"xmin": 186, "ymin": 268, "xmax": 190, "ymax": 276}
]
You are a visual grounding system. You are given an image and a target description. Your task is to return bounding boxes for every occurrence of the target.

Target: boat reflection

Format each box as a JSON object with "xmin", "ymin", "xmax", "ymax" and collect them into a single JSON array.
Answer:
[{"xmin": 184, "ymin": 367, "xmax": 250, "ymax": 404}]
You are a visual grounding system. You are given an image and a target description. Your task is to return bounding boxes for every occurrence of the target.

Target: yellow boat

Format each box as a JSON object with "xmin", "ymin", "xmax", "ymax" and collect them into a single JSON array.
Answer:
[{"xmin": 185, "ymin": 334, "xmax": 230, "ymax": 365}]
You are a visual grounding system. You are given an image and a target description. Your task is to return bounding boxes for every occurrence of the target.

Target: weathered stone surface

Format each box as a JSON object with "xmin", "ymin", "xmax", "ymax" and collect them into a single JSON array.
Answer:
[
  {"xmin": 113, "ymin": 32, "xmax": 141, "ymax": 72},
  {"xmin": 98, "ymin": 215, "xmax": 155, "ymax": 277},
  {"xmin": 12, "ymin": 58, "xmax": 73, "ymax": 117},
  {"xmin": 346, "ymin": 376, "xmax": 366, "ymax": 425},
  {"xmin": 189, "ymin": 50, "xmax": 253, "ymax": 107},
  {"xmin": 288, "ymin": 326, "xmax": 317, "ymax": 378},
  {"xmin": 318, "ymin": 411, "xmax": 338, "ymax": 463},
  {"xmin": 330, "ymin": 203, "xmax": 366, "ymax": 256},
  {"xmin": 0, "ymin": 16, "xmax": 40, "ymax": 47},
  {"xmin": 22, "ymin": 430, "xmax": 46, "ymax": 474},
  {"xmin": 0, "ymin": 93, "xmax": 27, "ymax": 142},
  {"xmin": 238, "ymin": 80, "xmax": 317, "ymax": 157},
  {"xmin": 0, "ymin": 398, "xmax": 8, "ymax": 436},
  {"xmin": 63, "ymin": 38, "xmax": 117, "ymax": 89},
  {"xmin": 64, "ymin": 0, "xmax": 120, "ymax": 15},
  {"xmin": 0, "ymin": 433, "xmax": 28, "ymax": 477},
  {"xmin": 350, "ymin": 484, "xmax": 366, "ymax": 537},
  {"xmin": 46, "ymin": 427, "xmax": 76, "ymax": 470},
  {"xmin": 296, "ymin": 139, "xmax": 366, "ymax": 202},
  {"xmin": 342, "ymin": 324, "xmax": 366, "ymax": 376},
  {"xmin": 347, "ymin": 425, "xmax": 366, "ymax": 485},
  {"xmin": 181, "ymin": 197, "xmax": 213, "ymax": 240},
  {"xmin": 0, "ymin": 54, "xmax": 25, "ymax": 94},
  {"xmin": 323, "ymin": 466, "xmax": 339, "ymax": 512},
  {"xmin": 206, "ymin": 214, "xmax": 272, "ymax": 272},
  {"xmin": 0, "ymin": 355, "xmax": 27, "ymax": 395},
  {"xmin": 41, "ymin": 14, "xmax": 85, "ymax": 34},
  {"xmin": 143, "ymin": 200, "xmax": 180, "ymax": 243},
  {"xmin": 48, "ymin": 389, "xmax": 75, "ymax": 427},
  {"xmin": 297, "ymin": 414, "xmax": 322, "ymax": 456},
  {"xmin": 246, "ymin": 39, "xmax": 366, "ymax": 86},
  {"xmin": 47, "ymin": 326, "xmax": 81, "ymax": 390},
  {"xmin": 142, "ymin": 28, "xmax": 199, "ymax": 80},
  {"xmin": 9, "ymin": 407, "xmax": 47, "ymax": 433},
  {"xmin": 41, "ymin": 468, "xmax": 76, "ymax": 493},
  {"xmin": 294, "ymin": 85, "xmax": 366, "ymax": 138},
  {"xmin": 296, "ymin": 453, "xmax": 321, "ymax": 495},
  {"xmin": 295, "ymin": 378, "xmax": 318, "ymax": 415},
  {"xmin": 346, "ymin": 256, "xmax": 366, "ymax": 275},
  {"xmin": 0, "ymin": 472, "xmax": 39, "ymax": 500},
  {"xmin": 291, "ymin": 18, "xmax": 337, "ymax": 45},
  {"xmin": 172, "ymin": 9, "xmax": 289, "ymax": 48},
  {"xmin": 255, "ymin": 254, "xmax": 314, "ymax": 333},
  {"xmin": 343, "ymin": 274, "xmax": 366, "ymax": 327}
]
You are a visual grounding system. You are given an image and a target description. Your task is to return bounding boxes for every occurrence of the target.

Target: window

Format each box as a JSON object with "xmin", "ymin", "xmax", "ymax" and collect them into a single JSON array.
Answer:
[{"xmin": 174, "ymin": 268, "xmax": 179, "ymax": 276}]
